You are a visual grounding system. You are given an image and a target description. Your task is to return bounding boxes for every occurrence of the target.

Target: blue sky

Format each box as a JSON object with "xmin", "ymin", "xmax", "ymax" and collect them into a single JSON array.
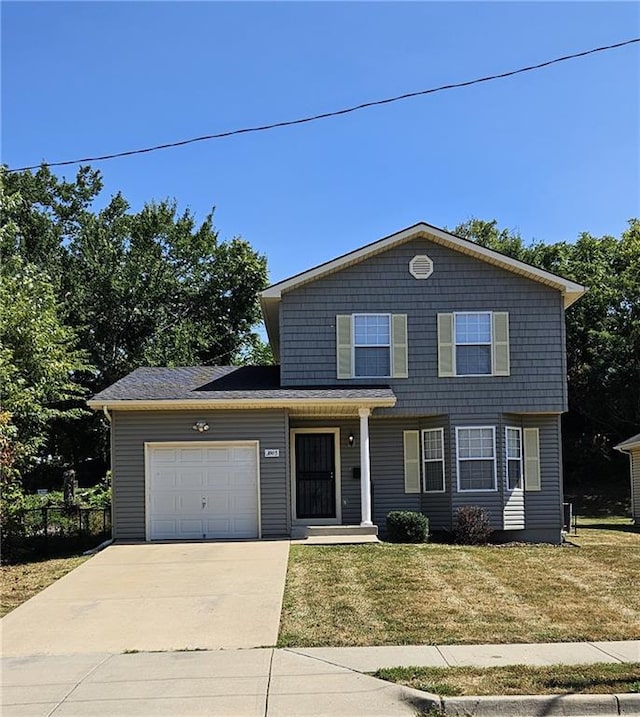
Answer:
[{"xmin": 2, "ymin": 1, "xmax": 639, "ymax": 283}]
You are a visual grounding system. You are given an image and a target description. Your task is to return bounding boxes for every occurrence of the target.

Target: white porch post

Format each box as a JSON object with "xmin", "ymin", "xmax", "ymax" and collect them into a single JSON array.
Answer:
[{"xmin": 359, "ymin": 407, "xmax": 373, "ymax": 526}]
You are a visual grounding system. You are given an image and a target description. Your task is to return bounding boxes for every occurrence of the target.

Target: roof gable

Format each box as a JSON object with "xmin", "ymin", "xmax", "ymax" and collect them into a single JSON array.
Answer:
[{"xmin": 260, "ymin": 221, "xmax": 586, "ymax": 358}]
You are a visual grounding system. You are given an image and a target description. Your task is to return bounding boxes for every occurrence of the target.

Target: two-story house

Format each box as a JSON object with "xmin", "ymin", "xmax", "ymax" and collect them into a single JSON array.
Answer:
[{"xmin": 88, "ymin": 222, "xmax": 585, "ymax": 544}]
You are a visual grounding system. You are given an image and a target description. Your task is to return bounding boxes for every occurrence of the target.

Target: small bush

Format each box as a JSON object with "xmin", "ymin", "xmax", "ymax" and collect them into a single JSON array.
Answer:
[
  {"xmin": 454, "ymin": 506, "xmax": 493, "ymax": 545},
  {"xmin": 386, "ymin": 511, "xmax": 429, "ymax": 543}
]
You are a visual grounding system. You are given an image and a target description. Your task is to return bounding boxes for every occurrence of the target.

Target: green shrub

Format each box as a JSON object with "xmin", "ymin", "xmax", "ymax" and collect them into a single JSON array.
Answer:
[
  {"xmin": 454, "ymin": 506, "xmax": 493, "ymax": 545},
  {"xmin": 76, "ymin": 472, "xmax": 111, "ymax": 509},
  {"xmin": 386, "ymin": 511, "xmax": 429, "ymax": 543}
]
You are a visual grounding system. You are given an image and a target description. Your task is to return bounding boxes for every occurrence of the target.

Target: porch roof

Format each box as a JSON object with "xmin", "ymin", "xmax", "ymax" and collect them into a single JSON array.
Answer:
[{"xmin": 87, "ymin": 366, "xmax": 396, "ymax": 414}]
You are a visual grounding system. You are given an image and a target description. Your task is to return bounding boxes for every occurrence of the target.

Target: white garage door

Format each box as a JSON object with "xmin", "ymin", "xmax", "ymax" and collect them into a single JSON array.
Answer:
[{"xmin": 147, "ymin": 443, "xmax": 259, "ymax": 540}]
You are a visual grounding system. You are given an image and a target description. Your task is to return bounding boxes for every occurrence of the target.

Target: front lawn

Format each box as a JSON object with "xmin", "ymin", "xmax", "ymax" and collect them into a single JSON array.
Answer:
[
  {"xmin": 373, "ymin": 663, "xmax": 640, "ymax": 696},
  {"xmin": 1, "ymin": 556, "xmax": 88, "ymax": 617},
  {"xmin": 278, "ymin": 518, "xmax": 639, "ymax": 646}
]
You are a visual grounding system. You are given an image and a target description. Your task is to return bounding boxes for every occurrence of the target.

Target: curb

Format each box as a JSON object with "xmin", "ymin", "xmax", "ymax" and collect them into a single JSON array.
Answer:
[
  {"xmin": 400, "ymin": 688, "xmax": 640, "ymax": 716},
  {"xmin": 82, "ymin": 538, "xmax": 114, "ymax": 555}
]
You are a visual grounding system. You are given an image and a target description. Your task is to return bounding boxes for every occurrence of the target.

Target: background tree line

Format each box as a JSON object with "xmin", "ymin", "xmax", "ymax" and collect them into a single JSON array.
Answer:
[
  {"xmin": 1, "ymin": 165, "xmax": 638, "ymax": 512},
  {"xmin": 1, "ymin": 165, "xmax": 271, "ymax": 496}
]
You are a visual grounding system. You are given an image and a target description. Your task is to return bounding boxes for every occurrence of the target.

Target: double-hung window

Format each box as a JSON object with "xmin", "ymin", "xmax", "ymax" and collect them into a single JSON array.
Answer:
[
  {"xmin": 422, "ymin": 428, "xmax": 445, "ymax": 492},
  {"xmin": 505, "ymin": 427, "xmax": 523, "ymax": 490},
  {"xmin": 336, "ymin": 313, "xmax": 408, "ymax": 379},
  {"xmin": 437, "ymin": 312, "xmax": 510, "ymax": 377},
  {"xmin": 456, "ymin": 426, "xmax": 497, "ymax": 491},
  {"xmin": 353, "ymin": 314, "xmax": 391, "ymax": 378},
  {"xmin": 455, "ymin": 313, "xmax": 492, "ymax": 375}
]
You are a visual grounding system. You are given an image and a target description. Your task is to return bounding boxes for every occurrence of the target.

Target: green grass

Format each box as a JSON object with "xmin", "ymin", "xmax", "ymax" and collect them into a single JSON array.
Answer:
[
  {"xmin": 374, "ymin": 663, "xmax": 640, "ymax": 696},
  {"xmin": 1, "ymin": 556, "xmax": 88, "ymax": 617},
  {"xmin": 279, "ymin": 516, "xmax": 639, "ymax": 647}
]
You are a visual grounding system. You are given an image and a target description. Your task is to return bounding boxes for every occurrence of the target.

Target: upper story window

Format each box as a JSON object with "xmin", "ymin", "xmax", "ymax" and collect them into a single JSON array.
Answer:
[
  {"xmin": 353, "ymin": 314, "xmax": 390, "ymax": 377},
  {"xmin": 336, "ymin": 314, "xmax": 408, "ymax": 379},
  {"xmin": 455, "ymin": 313, "xmax": 492, "ymax": 375},
  {"xmin": 438, "ymin": 312, "xmax": 510, "ymax": 378}
]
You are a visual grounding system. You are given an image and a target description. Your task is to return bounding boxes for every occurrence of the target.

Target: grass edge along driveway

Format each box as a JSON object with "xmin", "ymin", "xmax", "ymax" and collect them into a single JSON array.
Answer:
[
  {"xmin": 1, "ymin": 556, "xmax": 88, "ymax": 617},
  {"xmin": 278, "ymin": 519, "xmax": 639, "ymax": 647}
]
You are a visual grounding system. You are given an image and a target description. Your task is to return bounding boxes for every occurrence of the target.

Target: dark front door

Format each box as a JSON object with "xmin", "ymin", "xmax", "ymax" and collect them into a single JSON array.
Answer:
[{"xmin": 295, "ymin": 433, "xmax": 336, "ymax": 519}]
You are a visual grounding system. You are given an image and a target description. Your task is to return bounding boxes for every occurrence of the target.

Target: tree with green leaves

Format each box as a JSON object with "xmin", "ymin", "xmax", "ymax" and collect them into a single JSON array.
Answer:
[{"xmin": 1, "ymin": 164, "xmax": 269, "ymax": 486}]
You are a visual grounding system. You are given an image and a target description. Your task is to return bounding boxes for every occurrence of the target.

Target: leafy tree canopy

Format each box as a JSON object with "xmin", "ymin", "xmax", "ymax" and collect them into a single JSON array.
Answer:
[{"xmin": 1, "ymin": 164, "xmax": 269, "ymax": 485}]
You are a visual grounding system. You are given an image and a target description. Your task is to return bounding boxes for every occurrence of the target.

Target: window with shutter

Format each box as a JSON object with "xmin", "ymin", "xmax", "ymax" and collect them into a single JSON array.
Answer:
[
  {"xmin": 338, "ymin": 313, "xmax": 409, "ymax": 379},
  {"xmin": 336, "ymin": 315, "xmax": 353, "ymax": 379},
  {"xmin": 438, "ymin": 312, "xmax": 510, "ymax": 377},
  {"xmin": 524, "ymin": 428, "xmax": 541, "ymax": 491},
  {"xmin": 403, "ymin": 430, "xmax": 421, "ymax": 494}
]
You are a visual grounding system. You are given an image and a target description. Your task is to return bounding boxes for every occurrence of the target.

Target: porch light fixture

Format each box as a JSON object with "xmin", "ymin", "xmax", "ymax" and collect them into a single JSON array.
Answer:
[
  {"xmin": 192, "ymin": 420, "xmax": 210, "ymax": 433},
  {"xmin": 348, "ymin": 432, "xmax": 355, "ymax": 447}
]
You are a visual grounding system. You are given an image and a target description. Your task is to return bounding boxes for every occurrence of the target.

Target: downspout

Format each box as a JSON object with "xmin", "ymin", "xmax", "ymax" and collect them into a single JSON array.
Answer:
[{"xmin": 101, "ymin": 405, "xmax": 114, "ymax": 540}]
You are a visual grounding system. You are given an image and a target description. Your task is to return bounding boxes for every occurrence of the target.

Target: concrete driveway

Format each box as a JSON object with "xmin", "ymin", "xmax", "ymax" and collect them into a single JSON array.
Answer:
[{"xmin": 1, "ymin": 541, "xmax": 290, "ymax": 656}]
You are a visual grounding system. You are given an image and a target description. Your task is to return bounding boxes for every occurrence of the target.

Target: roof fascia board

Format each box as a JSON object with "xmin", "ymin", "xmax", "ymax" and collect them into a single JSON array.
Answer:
[
  {"xmin": 87, "ymin": 396, "xmax": 397, "ymax": 411},
  {"xmin": 260, "ymin": 222, "xmax": 586, "ymax": 308},
  {"xmin": 615, "ymin": 439, "xmax": 640, "ymax": 452}
]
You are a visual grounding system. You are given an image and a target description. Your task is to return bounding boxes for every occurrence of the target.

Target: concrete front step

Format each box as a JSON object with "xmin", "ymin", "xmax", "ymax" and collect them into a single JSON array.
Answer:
[
  {"xmin": 306, "ymin": 525, "xmax": 378, "ymax": 537},
  {"xmin": 291, "ymin": 524, "xmax": 379, "ymax": 544}
]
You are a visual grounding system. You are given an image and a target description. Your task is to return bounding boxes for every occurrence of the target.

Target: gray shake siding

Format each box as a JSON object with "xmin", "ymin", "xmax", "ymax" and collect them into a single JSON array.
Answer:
[
  {"xmin": 279, "ymin": 237, "xmax": 567, "ymax": 416},
  {"xmin": 111, "ymin": 409, "xmax": 289, "ymax": 540}
]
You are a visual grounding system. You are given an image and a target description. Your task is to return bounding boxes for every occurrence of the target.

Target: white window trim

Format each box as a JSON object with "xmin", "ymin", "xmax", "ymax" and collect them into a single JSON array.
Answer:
[
  {"xmin": 505, "ymin": 426, "xmax": 523, "ymax": 491},
  {"xmin": 352, "ymin": 313, "xmax": 392, "ymax": 379},
  {"xmin": 422, "ymin": 428, "xmax": 445, "ymax": 493},
  {"xmin": 455, "ymin": 426, "xmax": 498, "ymax": 492},
  {"xmin": 453, "ymin": 311, "xmax": 493, "ymax": 377}
]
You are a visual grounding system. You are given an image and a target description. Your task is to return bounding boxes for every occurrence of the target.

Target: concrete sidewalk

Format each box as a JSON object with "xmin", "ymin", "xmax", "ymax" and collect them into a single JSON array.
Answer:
[
  {"xmin": 2, "ymin": 641, "xmax": 639, "ymax": 717},
  {"xmin": 290, "ymin": 639, "xmax": 640, "ymax": 672},
  {"xmin": 1, "ymin": 649, "xmax": 431, "ymax": 717}
]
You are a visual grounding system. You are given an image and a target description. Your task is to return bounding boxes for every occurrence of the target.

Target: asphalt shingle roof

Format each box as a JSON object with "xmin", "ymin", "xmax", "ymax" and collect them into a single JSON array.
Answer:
[{"xmin": 90, "ymin": 366, "xmax": 395, "ymax": 403}]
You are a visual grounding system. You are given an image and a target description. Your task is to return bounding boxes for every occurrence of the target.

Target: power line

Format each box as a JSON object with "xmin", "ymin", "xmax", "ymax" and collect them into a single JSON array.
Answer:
[{"xmin": 8, "ymin": 37, "xmax": 639, "ymax": 173}]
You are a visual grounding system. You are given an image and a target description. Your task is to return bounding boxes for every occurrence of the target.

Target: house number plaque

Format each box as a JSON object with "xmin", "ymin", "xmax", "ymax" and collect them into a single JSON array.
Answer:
[{"xmin": 264, "ymin": 449, "xmax": 280, "ymax": 458}]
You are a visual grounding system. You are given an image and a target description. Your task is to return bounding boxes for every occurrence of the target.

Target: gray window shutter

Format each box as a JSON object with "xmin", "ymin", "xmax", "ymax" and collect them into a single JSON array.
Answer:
[
  {"xmin": 403, "ymin": 430, "xmax": 421, "ymax": 494},
  {"xmin": 437, "ymin": 313, "xmax": 455, "ymax": 377},
  {"xmin": 524, "ymin": 428, "xmax": 541, "ymax": 491},
  {"xmin": 336, "ymin": 315, "xmax": 352, "ymax": 379},
  {"xmin": 492, "ymin": 312, "xmax": 510, "ymax": 376},
  {"xmin": 392, "ymin": 314, "xmax": 408, "ymax": 378}
]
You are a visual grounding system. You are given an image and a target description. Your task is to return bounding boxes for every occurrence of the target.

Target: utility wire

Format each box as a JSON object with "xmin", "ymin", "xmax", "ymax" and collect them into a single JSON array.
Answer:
[{"xmin": 9, "ymin": 37, "xmax": 639, "ymax": 173}]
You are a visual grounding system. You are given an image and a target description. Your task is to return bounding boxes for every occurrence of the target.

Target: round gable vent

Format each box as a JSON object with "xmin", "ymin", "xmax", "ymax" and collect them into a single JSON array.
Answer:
[{"xmin": 409, "ymin": 254, "xmax": 433, "ymax": 279}]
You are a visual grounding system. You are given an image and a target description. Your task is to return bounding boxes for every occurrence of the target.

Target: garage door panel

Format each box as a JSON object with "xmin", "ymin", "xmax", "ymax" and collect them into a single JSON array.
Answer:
[
  {"xmin": 177, "ymin": 447, "xmax": 206, "ymax": 463},
  {"xmin": 148, "ymin": 443, "xmax": 259, "ymax": 541},
  {"xmin": 153, "ymin": 448, "xmax": 177, "ymax": 463},
  {"xmin": 175, "ymin": 468, "xmax": 205, "ymax": 489}
]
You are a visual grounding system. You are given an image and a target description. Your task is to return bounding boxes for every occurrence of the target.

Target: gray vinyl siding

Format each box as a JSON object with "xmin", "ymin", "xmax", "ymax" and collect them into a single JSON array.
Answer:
[
  {"xmin": 502, "ymin": 413, "xmax": 563, "ymax": 541},
  {"xmin": 111, "ymin": 409, "xmax": 289, "ymax": 541},
  {"xmin": 631, "ymin": 448, "xmax": 640, "ymax": 522},
  {"xmin": 279, "ymin": 237, "xmax": 567, "ymax": 415},
  {"xmin": 369, "ymin": 419, "xmax": 422, "ymax": 533},
  {"xmin": 419, "ymin": 416, "xmax": 452, "ymax": 532}
]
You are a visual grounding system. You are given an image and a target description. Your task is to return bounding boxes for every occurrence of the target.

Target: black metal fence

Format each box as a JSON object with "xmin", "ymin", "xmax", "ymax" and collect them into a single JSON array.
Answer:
[{"xmin": 3, "ymin": 506, "xmax": 112, "ymax": 563}]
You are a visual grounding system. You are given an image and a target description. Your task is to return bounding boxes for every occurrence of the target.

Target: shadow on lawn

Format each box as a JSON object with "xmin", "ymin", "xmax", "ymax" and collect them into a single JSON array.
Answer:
[{"xmin": 576, "ymin": 522, "xmax": 639, "ymax": 534}]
